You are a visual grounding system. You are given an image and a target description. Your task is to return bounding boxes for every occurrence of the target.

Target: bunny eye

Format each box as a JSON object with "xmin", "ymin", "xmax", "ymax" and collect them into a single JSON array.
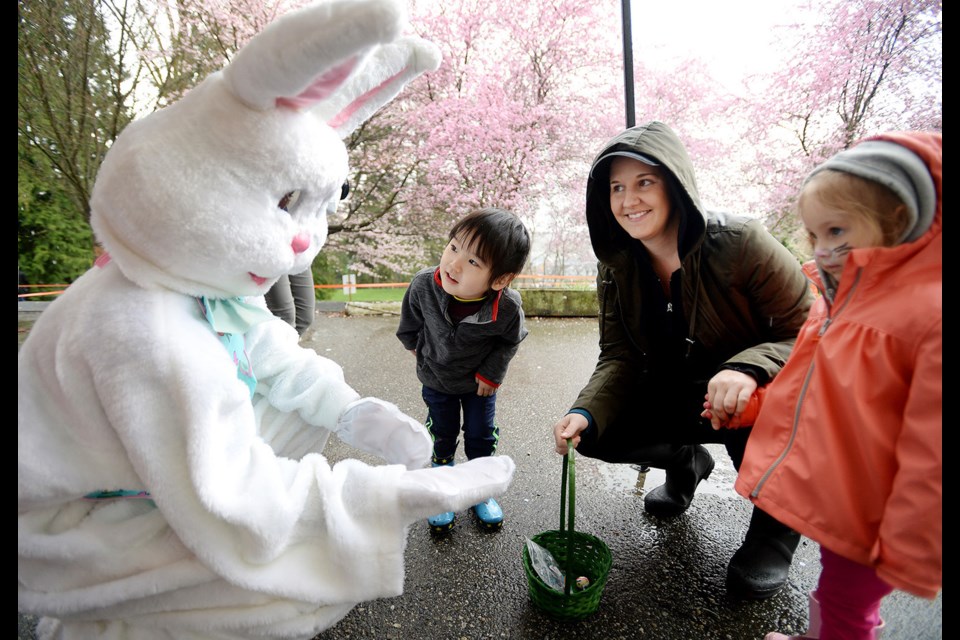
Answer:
[
  {"xmin": 278, "ymin": 190, "xmax": 301, "ymax": 212},
  {"xmin": 340, "ymin": 181, "xmax": 350, "ymax": 200}
]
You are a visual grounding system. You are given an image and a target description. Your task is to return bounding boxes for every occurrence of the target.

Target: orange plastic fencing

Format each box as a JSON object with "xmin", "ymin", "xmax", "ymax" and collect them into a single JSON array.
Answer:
[
  {"xmin": 19, "ymin": 274, "xmax": 597, "ymax": 300},
  {"xmin": 18, "ymin": 284, "xmax": 70, "ymax": 300},
  {"xmin": 314, "ymin": 282, "xmax": 406, "ymax": 289}
]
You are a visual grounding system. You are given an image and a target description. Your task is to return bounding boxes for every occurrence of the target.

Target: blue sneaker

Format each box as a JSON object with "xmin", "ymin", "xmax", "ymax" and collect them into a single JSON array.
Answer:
[
  {"xmin": 428, "ymin": 458, "xmax": 456, "ymax": 534},
  {"xmin": 472, "ymin": 498, "xmax": 503, "ymax": 531},
  {"xmin": 428, "ymin": 510, "xmax": 455, "ymax": 533}
]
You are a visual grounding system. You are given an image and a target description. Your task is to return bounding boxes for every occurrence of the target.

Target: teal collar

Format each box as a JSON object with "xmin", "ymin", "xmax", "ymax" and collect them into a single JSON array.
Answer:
[
  {"xmin": 201, "ymin": 296, "xmax": 276, "ymax": 334},
  {"xmin": 197, "ymin": 296, "xmax": 275, "ymax": 398}
]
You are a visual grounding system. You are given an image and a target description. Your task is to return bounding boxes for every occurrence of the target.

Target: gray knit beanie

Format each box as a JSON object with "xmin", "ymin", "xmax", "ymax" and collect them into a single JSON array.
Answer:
[{"xmin": 806, "ymin": 140, "xmax": 936, "ymax": 243}]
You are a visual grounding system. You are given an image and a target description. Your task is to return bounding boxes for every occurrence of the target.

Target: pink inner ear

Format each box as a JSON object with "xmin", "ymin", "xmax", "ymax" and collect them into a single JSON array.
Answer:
[
  {"xmin": 327, "ymin": 70, "xmax": 404, "ymax": 130},
  {"xmin": 275, "ymin": 56, "xmax": 359, "ymax": 110}
]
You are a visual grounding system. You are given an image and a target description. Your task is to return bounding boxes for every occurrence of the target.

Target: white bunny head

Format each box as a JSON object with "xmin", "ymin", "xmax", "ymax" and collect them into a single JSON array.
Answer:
[{"xmin": 90, "ymin": 0, "xmax": 440, "ymax": 299}]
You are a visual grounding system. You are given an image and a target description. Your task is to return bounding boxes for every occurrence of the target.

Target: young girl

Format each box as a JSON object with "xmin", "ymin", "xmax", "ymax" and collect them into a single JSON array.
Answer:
[{"xmin": 717, "ymin": 132, "xmax": 941, "ymax": 640}]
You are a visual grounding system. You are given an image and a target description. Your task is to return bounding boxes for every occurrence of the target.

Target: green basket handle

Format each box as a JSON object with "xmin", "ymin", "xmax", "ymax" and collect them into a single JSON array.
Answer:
[{"xmin": 559, "ymin": 438, "xmax": 578, "ymax": 595}]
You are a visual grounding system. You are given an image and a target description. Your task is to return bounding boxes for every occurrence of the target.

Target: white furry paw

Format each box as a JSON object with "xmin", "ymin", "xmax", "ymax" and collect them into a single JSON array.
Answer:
[
  {"xmin": 336, "ymin": 397, "xmax": 432, "ymax": 470},
  {"xmin": 396, "ymin": 456, "xmax": 516, "ymax": 522}
]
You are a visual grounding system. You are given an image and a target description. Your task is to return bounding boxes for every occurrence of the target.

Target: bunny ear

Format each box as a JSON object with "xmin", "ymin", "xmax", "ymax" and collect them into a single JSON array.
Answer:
[
  {"xmin": 313, "ymin": 36, "xmax": 442, "ymax": 138},
  {"xmin": 222, "ymin": 0, "xmax": 407, "ymax": 112}
]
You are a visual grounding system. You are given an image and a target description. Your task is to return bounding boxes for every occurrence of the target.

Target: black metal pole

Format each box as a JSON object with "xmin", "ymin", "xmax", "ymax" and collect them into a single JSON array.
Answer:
[{"xmin": 621, "ymin": 0, "xmax": 636, "ymax": 128}]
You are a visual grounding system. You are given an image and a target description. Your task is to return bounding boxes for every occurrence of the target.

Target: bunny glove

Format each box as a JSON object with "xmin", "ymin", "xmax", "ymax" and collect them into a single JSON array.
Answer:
[{"xmin": 337, "ymin": 397, "xmax": 433, "ymax": 469}]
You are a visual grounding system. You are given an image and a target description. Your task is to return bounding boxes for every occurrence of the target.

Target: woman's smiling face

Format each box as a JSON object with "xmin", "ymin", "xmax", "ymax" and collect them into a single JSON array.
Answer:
[{"xmin": 608, "ymin": 156, "xmax": 675, "ymax": 245}]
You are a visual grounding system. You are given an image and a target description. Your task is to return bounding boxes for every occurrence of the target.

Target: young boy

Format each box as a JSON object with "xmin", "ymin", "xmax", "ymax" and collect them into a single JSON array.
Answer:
[{"xmin": 397, "ymin": 207, "xmax": 531, "ymax": 533}]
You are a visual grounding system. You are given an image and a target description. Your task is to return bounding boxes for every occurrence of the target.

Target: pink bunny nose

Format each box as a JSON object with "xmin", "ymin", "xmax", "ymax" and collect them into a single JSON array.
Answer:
[{"xmin": 291, "ymin": 233, "xmax": 311, "ymax": 254}]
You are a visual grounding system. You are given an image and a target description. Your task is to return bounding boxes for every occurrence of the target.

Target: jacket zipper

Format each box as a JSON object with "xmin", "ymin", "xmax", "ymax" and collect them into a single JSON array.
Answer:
[
  {"xmin": 600, "ymin": 278, "xmax": 610, "ymax": 344},
  {"xmin": 751, "ymin": 267, "xmax": 863, "ymax": 498}
]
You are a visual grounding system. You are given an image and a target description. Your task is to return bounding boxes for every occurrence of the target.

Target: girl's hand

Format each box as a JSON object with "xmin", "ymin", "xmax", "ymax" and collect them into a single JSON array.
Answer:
[
  {"xmin": 702, "ymin": 396, "xmax": 742, "ymax": 430},
  {"xmin": 703, "ymin": 390, "xmax": 763, "ymax": 430}
]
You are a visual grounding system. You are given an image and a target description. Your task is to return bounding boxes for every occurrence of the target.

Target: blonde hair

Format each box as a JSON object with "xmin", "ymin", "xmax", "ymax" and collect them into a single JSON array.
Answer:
[{"xmin": 799, "ymin": 169, "xmax": 910, "ymax": 248}]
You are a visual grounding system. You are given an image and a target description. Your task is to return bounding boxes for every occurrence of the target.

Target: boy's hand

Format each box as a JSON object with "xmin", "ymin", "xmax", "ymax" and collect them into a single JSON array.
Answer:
[
  {"xmin": 553, "ymin": 413, "xmax": 588, "ymax": 455},
  {"xmin": 476, "ymin": 378, "xmax": 497, "ymax": 397}
]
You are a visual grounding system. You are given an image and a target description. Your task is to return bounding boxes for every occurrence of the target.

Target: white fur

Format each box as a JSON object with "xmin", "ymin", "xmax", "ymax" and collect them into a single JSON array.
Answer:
[{"xmin": 18, "ymin": 2, "xmax": 512, "ymax": 639}]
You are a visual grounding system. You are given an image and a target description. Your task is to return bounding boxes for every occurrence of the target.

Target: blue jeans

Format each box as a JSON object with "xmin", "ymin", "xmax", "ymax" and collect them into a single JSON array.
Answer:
[{"xmin": 421, "ymin": 385, "xmax": 499, "ymax": 462}]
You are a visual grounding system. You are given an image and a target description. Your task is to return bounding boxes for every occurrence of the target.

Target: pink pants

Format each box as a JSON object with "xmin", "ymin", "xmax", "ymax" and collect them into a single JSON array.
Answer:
[{"xmin": 817, "ymin": 546, "xmax": 894, "ymax": 640}]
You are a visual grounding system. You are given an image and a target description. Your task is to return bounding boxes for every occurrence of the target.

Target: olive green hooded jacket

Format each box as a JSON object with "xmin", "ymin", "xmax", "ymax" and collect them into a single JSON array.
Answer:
[{"xmin": 572, "ymin": 121, "xmax": 812, "ymax": 436}]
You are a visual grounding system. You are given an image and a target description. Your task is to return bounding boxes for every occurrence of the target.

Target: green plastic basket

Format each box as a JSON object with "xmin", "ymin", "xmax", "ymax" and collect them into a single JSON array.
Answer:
[{"xmin": 522, "ymin": 439, "xmax": 612, "ymax": 620}]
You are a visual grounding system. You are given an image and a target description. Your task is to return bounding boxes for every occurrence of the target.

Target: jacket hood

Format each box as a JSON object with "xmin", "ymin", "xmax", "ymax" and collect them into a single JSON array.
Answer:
[
  {"xmin": 807, "ymin": 132, "xmax": 939, "ymax": 244},
  {"xmin": 809, "ymin": 131, "xmax": 941, "ymax": 301},
  {"xmin": 863, "ymin": 131, "xmax": 942, "ymax": 241},
  {"xmin": 585, "ymin": 121, "xmax": 706, "ymax": 264}
]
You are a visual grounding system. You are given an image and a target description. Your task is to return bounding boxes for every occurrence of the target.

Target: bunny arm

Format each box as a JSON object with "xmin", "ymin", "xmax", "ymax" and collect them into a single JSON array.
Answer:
[
  {"xmin": 243, "ymin": 310, "xmax": 431, "ymax": 470},
  {"xmin": 18, "ymin": 266, "xmax": 419, "ymax": 619},
  {"xmin": 243, "ymin": 307, "xmax": 362, "ymax": 431}
]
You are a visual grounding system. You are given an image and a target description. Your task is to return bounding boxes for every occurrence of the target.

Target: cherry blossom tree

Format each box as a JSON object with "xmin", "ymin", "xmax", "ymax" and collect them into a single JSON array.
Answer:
[
  {"xmin": 735, "ymin": 0, "xmax": 941, "ymax": 246},
  {"xmin": 321, "ymin": 0, "xmax": 624, "ymax": 276},
  {"xmin": 123, "ymin": 0, "xmax": 306, "ymax": 111},
  {"xmin": 26, "ymin": 0, "xmax": 934, "ymax": 283},
  {"xmin": 325, "ymin": 0, "xmax": 744, "ymax": 277}
]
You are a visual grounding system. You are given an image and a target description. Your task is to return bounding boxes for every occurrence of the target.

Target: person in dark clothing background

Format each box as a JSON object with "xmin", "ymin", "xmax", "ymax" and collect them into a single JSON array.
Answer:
[
  {"xmin": 264, "ymin": 268, "xmax": 316, "ymax": 337},
  {"xmin": 264, "ymin": 180, "xmax": 351, "ymax": 337}
]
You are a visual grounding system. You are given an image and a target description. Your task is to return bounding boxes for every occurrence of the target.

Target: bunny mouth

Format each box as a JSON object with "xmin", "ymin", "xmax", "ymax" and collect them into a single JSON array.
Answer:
[{"xmin": 248, "ymin": 272, "xmax": 269, "ymax": 286}]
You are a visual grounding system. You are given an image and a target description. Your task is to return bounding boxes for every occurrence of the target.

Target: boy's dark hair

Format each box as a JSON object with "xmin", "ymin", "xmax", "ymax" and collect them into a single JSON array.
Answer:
[{"xmin": 448, "ymin": 208, "xmax": 531, "ymax": 284}]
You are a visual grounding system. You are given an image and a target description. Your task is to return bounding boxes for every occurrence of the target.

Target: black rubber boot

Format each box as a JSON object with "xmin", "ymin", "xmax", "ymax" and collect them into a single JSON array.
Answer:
[
  {"xmin": 642, "ymin": 444, "xmax": 716, "ymax": 518},
  {"xmin": 727, "ymin": 507, "xmax": 801, "ymax": 600}
]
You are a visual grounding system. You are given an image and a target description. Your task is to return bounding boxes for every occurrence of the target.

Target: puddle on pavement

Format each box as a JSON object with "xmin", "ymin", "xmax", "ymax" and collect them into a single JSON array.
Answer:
[{"xmin": 592, "ymin": 461, "xmax": 738, "ymax": 500}]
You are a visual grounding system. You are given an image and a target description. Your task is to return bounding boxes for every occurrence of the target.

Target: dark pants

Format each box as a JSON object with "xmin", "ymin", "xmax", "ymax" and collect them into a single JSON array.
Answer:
[
  {"xmin": 575, "ymin": 378, "xmax": 752, "ymax": 470},
  {"xmin": 422, "ymin": 385, "xmax": 499, "ymax": 462},
  {"xmin": 264, "ymin": 268, "xmax": 315, "ymax": 337},
  {"xmin": 576, "ymin": 379, "xmax": 799, "ymax": 575}
]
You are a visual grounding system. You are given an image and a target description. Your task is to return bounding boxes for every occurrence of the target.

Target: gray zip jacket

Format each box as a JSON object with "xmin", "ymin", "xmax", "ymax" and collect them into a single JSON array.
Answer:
[{"xmin": 397, "ymin": 267, "xmax": 528, "ymax": 395}]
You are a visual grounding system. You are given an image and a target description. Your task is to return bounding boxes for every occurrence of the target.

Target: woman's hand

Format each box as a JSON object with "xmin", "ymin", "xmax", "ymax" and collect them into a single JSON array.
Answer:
[
  {"xmin": 705, "ymin": 369, "xmax": 757, "ymax": 429},
  {"xmin": 553, "ymin": 413, "xmax": 589, "ymax": 455}
]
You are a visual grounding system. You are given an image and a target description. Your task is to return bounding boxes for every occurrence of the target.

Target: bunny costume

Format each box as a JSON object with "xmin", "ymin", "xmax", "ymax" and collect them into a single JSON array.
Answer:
[{"xmin": 18, "ymin": 2, "xmax": 515, "ymax": 639}]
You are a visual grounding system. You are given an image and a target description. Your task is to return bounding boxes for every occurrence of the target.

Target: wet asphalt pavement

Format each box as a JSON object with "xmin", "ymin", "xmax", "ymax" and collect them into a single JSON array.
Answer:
[{"xmin": 18, "ymin": 307, "xmax": 941, "ymax": 640}]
